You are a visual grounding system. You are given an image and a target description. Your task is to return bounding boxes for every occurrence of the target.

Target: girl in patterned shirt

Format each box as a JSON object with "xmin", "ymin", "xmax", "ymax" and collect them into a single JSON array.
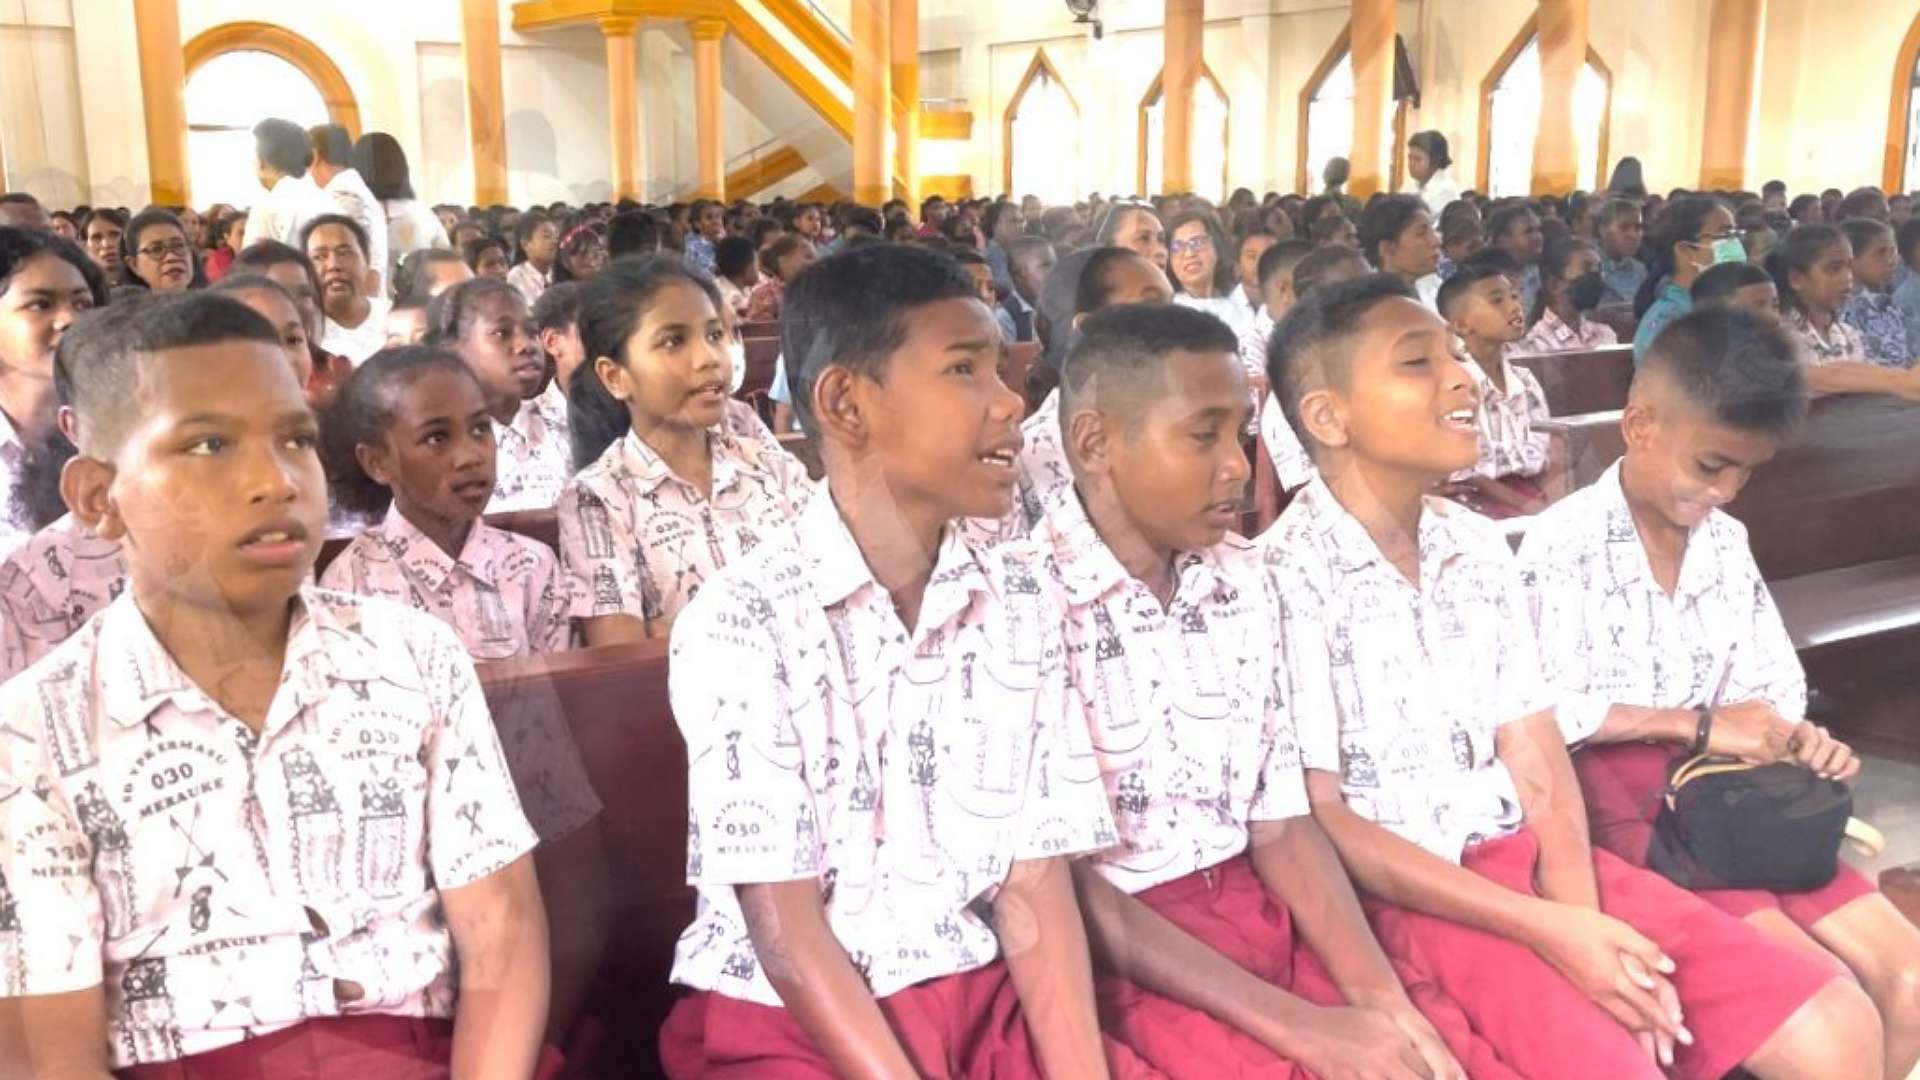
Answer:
[
  {"xmin": 319, "ymin": 346, "xmax": 570, "ymax": 661},
  {"xmin": 559, "ymin": 256, "xmax": 811, "ymax": 644},
  {"xmin": 1771, "ymin": 223, "xmax": 1920, "ymax": 401}
]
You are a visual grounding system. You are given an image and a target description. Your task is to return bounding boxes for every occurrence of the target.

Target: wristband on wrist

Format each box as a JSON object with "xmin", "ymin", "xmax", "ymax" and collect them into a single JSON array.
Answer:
[{"xmin": 1692, "ymin": 707, "xmax": 1715, "ymax": 755}]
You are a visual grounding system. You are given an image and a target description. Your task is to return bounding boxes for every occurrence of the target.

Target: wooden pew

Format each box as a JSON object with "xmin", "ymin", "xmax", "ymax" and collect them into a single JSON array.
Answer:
[
  {"xmin": 740, "ymin": 335, "xmax": 781, "ymax": 401},
  {"xmin": 776, "ymin": 430, "xmax": 824, "ymax": 480},
  {"xmin": 1588, "ymin": 302, "xmax": 1639, "ymax": 344},
  {"xmin": 478, "ymin": 641, "xmax": 686, "ymax": 1079},
  {"xmin": 1510, "ymin": 345, "xmax": 1636, "ymax": 417}
]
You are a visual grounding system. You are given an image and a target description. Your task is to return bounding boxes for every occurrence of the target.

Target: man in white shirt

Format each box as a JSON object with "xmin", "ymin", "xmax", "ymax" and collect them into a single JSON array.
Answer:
[
  {"xmin": 239, "ymin": 118, "xmax": 337, "ymax": 251},
  {"xmin": 309, "ymin": 123, "xmax": 390, "ymax": 298}
]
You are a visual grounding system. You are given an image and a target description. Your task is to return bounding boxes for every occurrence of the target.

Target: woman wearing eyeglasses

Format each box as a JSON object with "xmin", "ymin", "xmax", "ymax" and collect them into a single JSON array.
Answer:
[
  {"xmin": 1164, "ymin": 211, "xmax": 1246, "ymax": 333},
  {"xmin": 119, "ymin": 208, "xmax": 203, "ymax": 293}
]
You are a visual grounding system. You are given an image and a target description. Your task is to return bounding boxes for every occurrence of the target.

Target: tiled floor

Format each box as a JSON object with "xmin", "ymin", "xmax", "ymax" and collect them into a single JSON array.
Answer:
[{"xmin": 1847, "ymin": 746, "xmax": 1920, "ymax": 880}]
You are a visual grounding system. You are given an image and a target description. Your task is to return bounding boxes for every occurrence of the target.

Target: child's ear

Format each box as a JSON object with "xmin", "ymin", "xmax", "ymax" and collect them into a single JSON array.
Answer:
[
  {"xmin": 811, "ymin": 365, "xmax": 867, "ymax": 447},
  {"xmin": 592, "ymin": 355, "xmax": 630, "ymax": 402},
  {"xmin": 54, "ymin": 406, "xmax": 77, "ymax": 446},
  {"xmin": 1297, "ymin": 388, "xmax": 1348, "ymax": 454},
  {"xmin": 60, "ymin": 456, "xmax": 123, "ymax": 541},
  {"xmin": 1619, "ymin": 400, "xmax": 1659, "ymax": 452},
  {"xmin": 1065, "ymin": 405, "xmax": 1111, "ymax": 476},
  {"xmin": 354, "ymin": 441, "xmax": 396, "ymax": 488}
]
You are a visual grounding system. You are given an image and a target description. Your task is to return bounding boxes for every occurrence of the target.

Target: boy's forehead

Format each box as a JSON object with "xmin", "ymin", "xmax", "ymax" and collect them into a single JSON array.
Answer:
[
  {"xmin": 135, "ymin": 340, "xmax": 309, "ymax": 415},
  {"xmin": 897, "ymin": 296, "xmax": 996, "ymax": 350}
]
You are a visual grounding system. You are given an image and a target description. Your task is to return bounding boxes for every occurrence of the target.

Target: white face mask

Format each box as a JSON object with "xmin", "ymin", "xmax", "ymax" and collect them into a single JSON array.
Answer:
[{"xmin": 727, "ymin": 341, "xmax": 747, "ymax": 394}]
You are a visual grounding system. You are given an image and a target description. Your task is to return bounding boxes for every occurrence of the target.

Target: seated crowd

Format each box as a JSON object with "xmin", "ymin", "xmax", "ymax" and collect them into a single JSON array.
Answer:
[{"xmin": 0, "ymin": 115, "xmax": 1917, "ymax": 1079}]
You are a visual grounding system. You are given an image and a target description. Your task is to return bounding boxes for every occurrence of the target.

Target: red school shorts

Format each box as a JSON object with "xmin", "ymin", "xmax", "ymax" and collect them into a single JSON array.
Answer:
[
  {"xmin": 113, "ymin": 1015, "xmax": 565, "ymax": 1080},
  {"xmin": 1096, "ymin": 855, "xmax": 1525, "ymax": 1079},
  {"xmin": 1574, "ymin": 742, "xmax": 1874, "ymax": 924},
  {"xmin": 660, "ymin": 961, "xmax": 1170, "ymax": 1079},
  {"xmin": 1365, "ymin": 829, "xmax": 1840, "ymax": 1080}
]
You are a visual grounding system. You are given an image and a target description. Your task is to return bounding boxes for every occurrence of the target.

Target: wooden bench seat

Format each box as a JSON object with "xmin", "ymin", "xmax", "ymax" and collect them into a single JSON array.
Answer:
[{"xmin": 1511, "ymin": 345, "xmax": 1636, "ymax": 417}]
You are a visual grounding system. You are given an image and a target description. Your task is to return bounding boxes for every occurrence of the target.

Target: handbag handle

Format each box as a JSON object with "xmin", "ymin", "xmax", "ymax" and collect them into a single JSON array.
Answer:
[{"xmin": 1846, "ymin": 817, "xmax": 1886, "ymax": 859}]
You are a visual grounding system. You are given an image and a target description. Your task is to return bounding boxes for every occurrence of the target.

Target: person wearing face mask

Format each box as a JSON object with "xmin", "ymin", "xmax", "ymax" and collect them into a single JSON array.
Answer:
[
  {"xmin": 1517, "ymin": 239, "xmax": 1619, "ymax": 354},
  {"xmin": 1633, "ymin": 196, "xmax": 1745, "ymax": 361}
]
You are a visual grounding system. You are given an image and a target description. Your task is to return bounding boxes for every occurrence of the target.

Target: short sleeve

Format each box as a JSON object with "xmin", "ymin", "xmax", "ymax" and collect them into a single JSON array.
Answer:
[
  {"xmin": 1490, "ymin": 553, "xmax": 1552, "ymax": 734},
  {"xmin": 1270, "ymin": 556, "xmax": 1343, "ymax": 777},
  {"xmin": 418, "ymin": 621, "xmax": 539, "ymax": 887},
  {"xmin": 523, "ymin": 543, "xmax": 572, "ymax": 654},
  {"xmin": 556, "ymin": 473, "xmax": 651, "ymax": 622},
  {"xmin": 1516, "ymin": 527, "xmax": 1611, "ymax": 745},
  {"xmin": 669, "ymin": 576, "xmax": 822, "ymax": 886},
  {"xmin": 0, "ymin": 680, "xmax": 106, "ymax": 996},
  {"xmin": 1012, "ymin": 620, "xmax": 1116, "ymax": 861},
  {"xmin": 1249, "ymin": 572, "xmax": 1310, "ymax": 822}
]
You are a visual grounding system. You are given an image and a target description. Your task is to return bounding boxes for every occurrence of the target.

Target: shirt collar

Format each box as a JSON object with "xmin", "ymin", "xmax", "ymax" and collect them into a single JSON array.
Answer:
[
  {"xmin": 1594, "ymin": 460, "xmax": 1722, "ymax": 600},
  {"xmin": 97, "ymin": 586, "xmax": 387, "ymax": 731},
  {"xmin": 1041, "ymin": 484, "xmax": 1223, "ymax": 608},
  {"xmin": 1294, "ymin": 476, "xmax": 1475, "ymax": 584},
  {"xmin": 801, "ymin": 479, "xmax": 992, "ymax": 623},
  {"xmin": 617, "ymin": 427, "xmax": 747, "ymax": 499},
  {"xmin": 373, "ymin": 507, "xmax": 498, "ymax": 594}
]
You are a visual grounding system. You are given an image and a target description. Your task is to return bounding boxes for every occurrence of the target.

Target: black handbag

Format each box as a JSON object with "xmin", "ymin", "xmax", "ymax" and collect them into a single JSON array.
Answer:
[{"xmin": 1645, "ymin": 754, "xmax": 1880, "ymax": 892}]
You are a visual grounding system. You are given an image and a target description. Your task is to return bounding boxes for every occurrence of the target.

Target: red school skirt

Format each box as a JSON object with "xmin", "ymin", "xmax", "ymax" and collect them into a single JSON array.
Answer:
[
  {"xmin": 660, "ymin": 961, "xmax": 1169, "ymax": 1079},
  {"xmin": 1365, "ymin": 830, "xmax": 1840, "ymax": 1080},
  {"xmin": 1096, "ymin": 855, "xmax": 1525, "ymax": 1079},
  {"xmin": 1573, "ymin": 742, "xmax": 1874, "ymax": 924},
  {"xmin": 114, "ymin": 1015, "xmax": 565, "ymax": 1080}
]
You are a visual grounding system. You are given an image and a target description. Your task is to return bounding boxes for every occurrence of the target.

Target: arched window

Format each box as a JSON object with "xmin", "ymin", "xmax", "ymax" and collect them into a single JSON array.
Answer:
[
  {"xmin": 1003, "ymin": 50, "xmax": 1080, "ymax": 206},
  {"xmin": 182, "ymin": 22, "xmax": 361, "ymax": 211},
  {"xmin": 1138, "ymin": 66, "xmax": 1229, "ymax": 200},
  {"xmin": 1884, "ymin": 13, "xmax": 1920, "ymax": 191},
  {"xmin": 1479, "ymin": 19, "xmax": 1611, "ymax": 197},
  {"xmin": 1300, "ymin": 31, "xmax": 1353, "ymax": 195}
]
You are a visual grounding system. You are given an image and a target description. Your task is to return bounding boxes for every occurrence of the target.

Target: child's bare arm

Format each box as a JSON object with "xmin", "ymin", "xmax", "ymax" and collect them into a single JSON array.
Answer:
[
  {"xmin": 737, "ymin": 880, "xmax": 919, "ymax": 1080},
  {"xmin": 443, "ymin": 854, "xmax": 551, "ymax": 1080},
  {"xmin": 1495, "ymin": 711, "xmax": 1596, "ymax": 909},
  {"xmin": 0, "ymin": 989, "xmax": 112, "ymax": 1080},
  {"xmin": 995, "ymin": 857, "xmax": 1111, "ymax": 1080},
  {"xmin": 578, "ymin": 613, "xmax": 646, "ymax": 647}
]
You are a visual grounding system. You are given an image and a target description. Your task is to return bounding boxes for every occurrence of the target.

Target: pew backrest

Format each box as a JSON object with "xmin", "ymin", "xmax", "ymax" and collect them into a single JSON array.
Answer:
[{"xmin": 1511, "ymin": 345, "xmax": 1636, "ymax": 417}]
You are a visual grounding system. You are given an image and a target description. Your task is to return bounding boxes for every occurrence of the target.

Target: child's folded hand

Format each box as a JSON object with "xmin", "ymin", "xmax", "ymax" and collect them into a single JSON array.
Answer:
[
  {"xmin": 1531, "ymin": 904, "xmax": 1691, "ymax": 1062},
  {"xmin": 1706, "ymin": 700, "xmax": 1798, "ymax": 763},
  {"xmin": 1787, "ymin": 720, "xmax": 1861, "ymax": 782}
]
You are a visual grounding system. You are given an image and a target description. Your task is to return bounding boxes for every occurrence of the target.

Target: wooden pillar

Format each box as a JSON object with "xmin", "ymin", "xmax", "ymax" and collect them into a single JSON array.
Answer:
[
  {"xmin": 1532, "ymin": 0, "xmax": 1591, "ymax": 195},
  {"xmin": 1700, "ymin": 0, "xmax": 1765, "ymax": 190},
  {"xmin": 1163, "ymin": 0, "xmax": 1203, "ymax": 194},
  {"xmin": 890, "ymin": 0, "xmax": 919, "ymax": 203},
  {"xmin": 691, "ymin": 18, "xmax": 727, "ymax": 201},
  {"xmin": 1349, "ymin": 0, "xmax": 1394, "ymax": 198},
  {"xmin": 601, "ymin": 17, "xmax": 641, "ymax": 202},
  {"xmin": 133, "ymin": 0, "xmax": 190, "ymax": 206},
  {"xmin": 852, "ymin": 0, "xmax": 891, "ymax": 206},
  {"xmin": 460, "ymin": 0, "xmax": 509, "ymax": 205}
]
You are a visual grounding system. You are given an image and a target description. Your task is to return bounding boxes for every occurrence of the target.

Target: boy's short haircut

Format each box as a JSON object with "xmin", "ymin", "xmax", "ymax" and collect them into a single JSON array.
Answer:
[
  {"xmin": 779, "ymin": 244, "xmax": 978, "ymax": 437},
  {"xmin": 1006, "ymin": 234, "xmax": 1054, "ymax": 265},
  {"xmin": 309, "ymin": 123, "xmax": 353, "ymax": 167},
  {"xmin": 300, "ymin": 213, "xmax": 370, "ymax": 257},
  {"xmin": 1839, "ymin": 216, "xmax": 1894, "ymax": 256},
  {"xmin": 231, "ymin": 239, "xmax": 321, "ymax": 292},
  {"xmin": 57, "ymin": 293, "xmax": 282, "ymax": 458},
  {"xmin": 713, "ymin": 236, "xmax": 757, "ymax": 279},
  {"xmin": 1896, "ymin": 217, "xmax": 1920, "ymax": 265},
  {"xmin": 843, "ymin": 207, "xmax": 884, "ymax": 235},
  {"xmin": 1435, "ymin": 251, "xmax": 1521, "ymax": 318},
  {"xmin": 253, "ymin": 118, "xmax": 312, "ymax": 177},
  {"xmin": 1073, "ymin": 246, "xmax": 1151, "ymax": 315},
  {"xmin": 1061, "ymin": 303, "xmax": 1239, "ymax": 438},
  {"xmin": 1635, "ymin": 306, "xmax": 1806, "ymax": 438},
  {"xmin": 1690, "ymin": 260, "xmax": 1773, "ymax": 305},
  {"xmin": 532, "ymin": 279, "xmax": 585, "ymax": 333},
  {"xmin": 1484, "ymin": 202, "xmax": 1537, "ymax": 244},
  {"xmin": 208, "ymin": 271, "xmax": 297, "ymax": 310},
  {"xmin": 1290, "ymin": 243, "xmax": 1368, "ymax": 300},
  {"xmin": 1266, "ymin": 273, "xmax": 1419, "ymax": 459},
  {"xmin": 1256, "ymin": 239, "xmax": 1315, "ymax": 291},
  {"xmin": 607, "ymin": 211, "xmax": 660, "ymax": 259},
  {"xmin": 1440, "ymin": 214, "xmax": 1484, "ymax": 247},
  {"xmin": 1763, "ymin": 180, "xmax": 1788, "ymax": 198},
  {"xmin": 1596, "ymin": 198, "xmax": 1641, "ymax": 229}
]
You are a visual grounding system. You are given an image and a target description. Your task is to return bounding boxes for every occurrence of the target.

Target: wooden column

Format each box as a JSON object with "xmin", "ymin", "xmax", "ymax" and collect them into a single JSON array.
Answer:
[
  {"xmin": 1163, "ymin": 0, "xmax": 1203, "ymax": 194},
  {"xmin": 890, "ymin": 0, "xmax": 919, "ymax": 203},
  {"xmin": 460, "ymin": 0, "xmax": 509, "ymax": 205},
  {"xmin": 1700, "ymin": 0, "xmax": 1765, "ymax": 190},
  {"xmin": 691, "ymin": 18, "xmax": 727, "ymax": 201},
  {"xmin": 602, "ymin": 17, "xmax": 642, "ymax": 202},
  {"xmin": 133, "ymin": 0, "xmax": 190, "ymax": 206},
  {"xmin": 1532, "ymin": 0, "xmax": 1591, "ymax": 195},
  {"xmin": 852, "ymin": 0, "xmax": 891, "ymax": 206},
  {"xmin": 1349, "ymin": 0, "xmax": 1394, "ymax": 198}
]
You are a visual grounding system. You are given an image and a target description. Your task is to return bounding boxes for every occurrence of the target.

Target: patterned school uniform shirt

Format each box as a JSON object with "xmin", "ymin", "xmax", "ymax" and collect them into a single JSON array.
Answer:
[
  {"xmin": 1515, "ymin": 308, "xmax": 1619, "ymax": 355},
  {"xmin": 490, "ymin": 381, "xmax": 574, "ymax": 513},
  {"xmin": 1262, "ymin": 479, "xmax": 1544, "ymax": 862},
  {"xmin": 957, "ymin": 388, "xmax": 1072, "ymax": 549},
  {"xmin": 0, "ymin": 588, "xmax": 537, "ymax": 1068},
  {"xmin": 317, "ymin": 509, "xmax": 570, "ymax": 662},
  {"xmin": 1041, "ymin": 489, "xmax": 1307, "ymax": 893},
  {"xmin": 0, "ymin": 409, "xmax": 31, "ymax": 560},
  {"xmin": 1839, "ymin": 286, "xmax": 1914, "ymax": 367},
  {"xmin": 0, "ymin": 513, "xmax": 128, "ymax": 681},
  {"xmin": 1783, "ymin": 307, "xmax": 1867, "ymax": 366},
  {"xmin": 1517, "ymin": 460, "xmax": 1806, "ymax": 745},
  {"xmin": 1452, "ymin": 353, "xmax": 1551, "ymax": 482},
  {"xmin": 557, "ymin": 422, "xmax": 811, "ymax": 627},
  {"xmin": 666, "ymin": 488, "xmax": 1116, "ymax": 1004},
  {"xmin": 1237, "ymin": 309, "xmax": 1274, "ymax": 383},
  {"xmin": 1258, "ymin": 393, "xmax": 1318, "ymax": 493}
]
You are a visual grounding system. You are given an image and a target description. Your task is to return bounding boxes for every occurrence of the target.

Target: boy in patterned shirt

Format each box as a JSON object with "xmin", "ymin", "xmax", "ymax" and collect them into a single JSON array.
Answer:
[
  {"xmin": 0, "ymin": 294, "xmax": 554, "ymax": 1078},
  {"xmin": 661, "ymin": 244, "xmax": 1123, "ymax": 1077},
  {"xmin": 1521, "ymin": 306, "xmax": 1920, "ymax": 1076},
  {"xmin": 1436, "ymin": 254, "xmax": 1554, "ymax": 518},
  {"xmin": 1042, "ymin": 304, "xmax": 1506, "ymax": 1080},
  {"xmin": 1263, "ymin": 274, "xmax": 1883, "ymax": 1080}
]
